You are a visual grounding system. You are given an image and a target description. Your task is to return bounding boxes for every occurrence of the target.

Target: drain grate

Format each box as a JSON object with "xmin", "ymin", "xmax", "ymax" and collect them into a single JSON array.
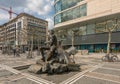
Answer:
[{"xmin": 74, "ymin": 76, "xmax": 120, "ymax": 84}]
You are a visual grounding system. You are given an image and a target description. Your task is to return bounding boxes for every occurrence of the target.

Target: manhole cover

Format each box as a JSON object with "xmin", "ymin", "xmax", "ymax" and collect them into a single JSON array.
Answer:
[
  {"xmin": 6, "ymin": 78, "xmax": 39, "ymax": 84},
  {"xmin": 93, "ymin": 68, "xmax": 120, "ymax": 76},
  {"xmin": 74, "ymin": 76, "xmax": 120, "ymax": 84},
  {"xmin": 0, "ymin": 70, "xmax": 14, "ymax": 77}
]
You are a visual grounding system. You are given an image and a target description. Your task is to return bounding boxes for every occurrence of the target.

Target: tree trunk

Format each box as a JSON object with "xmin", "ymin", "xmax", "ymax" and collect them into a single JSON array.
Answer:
[
  {"xmin": 37, "ymin": 39, "xmax": 40, "ymax": 56},
  {"xmin": 72, "ymin": 31, "xmax": 74, "ymax": 47},
  {"xmin": 28, "ymin": 39, "xmax": 30, "ymax": 58},
  {"xmin": 107, "ymin": 32, "xmax": 111, "ymax": 55},
  {"xmin": 30, "ymin": 36, "xmax": 34, "ymax": 58}
]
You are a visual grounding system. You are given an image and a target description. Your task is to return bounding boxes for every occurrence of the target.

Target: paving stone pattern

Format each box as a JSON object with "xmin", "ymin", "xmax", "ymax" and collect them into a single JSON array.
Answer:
[
  {"xmin": 0, "ymin": 70, "xmax": 14, "ymax": 77},
  {"xmin": 74, "ymin": 76, "xmax": 120, "ymax": 84},
  {"xmin": 103, "ymin": 64, "xmax": 120, "ymax": 69},
  {"xmin": 6, "ymin": 78, "xmax": 39, "ymax": 84},
  {"xmin": 93, "ymin": 68, "xmax": 120, "ymax": 76}
]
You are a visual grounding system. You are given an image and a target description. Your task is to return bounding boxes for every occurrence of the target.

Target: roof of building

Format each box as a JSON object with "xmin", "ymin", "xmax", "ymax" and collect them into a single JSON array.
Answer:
[{"xmin": 1, "ymin": 13, "xmax": 48, "ymax": 26}]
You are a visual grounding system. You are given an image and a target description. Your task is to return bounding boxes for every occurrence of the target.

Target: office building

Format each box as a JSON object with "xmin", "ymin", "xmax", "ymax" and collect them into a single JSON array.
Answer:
[
  {"xmin": 54, "ymin": 0, "xmax": 120, "ymax": 52},
  {"xmin": 0, "ymin": 13, "xmax": 48, "ymax": 51}
]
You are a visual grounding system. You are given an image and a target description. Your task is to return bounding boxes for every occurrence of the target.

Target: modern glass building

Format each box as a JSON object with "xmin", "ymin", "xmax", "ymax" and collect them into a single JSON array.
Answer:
[{"xmin": 54, "ymin": 0, "xmax": 120, "ymax": 53}]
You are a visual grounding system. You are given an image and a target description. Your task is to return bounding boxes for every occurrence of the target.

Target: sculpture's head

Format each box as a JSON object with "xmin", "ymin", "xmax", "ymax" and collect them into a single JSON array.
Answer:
[{"xmin": 50, "ymin": 30, "xmax": 55, "ymax": 35}]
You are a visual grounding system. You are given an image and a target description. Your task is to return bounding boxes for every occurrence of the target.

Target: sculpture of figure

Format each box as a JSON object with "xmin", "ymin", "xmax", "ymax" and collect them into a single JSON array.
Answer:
[{"xmin": 40, "ymin": 30, "xmax": 57, "ymax": 61}]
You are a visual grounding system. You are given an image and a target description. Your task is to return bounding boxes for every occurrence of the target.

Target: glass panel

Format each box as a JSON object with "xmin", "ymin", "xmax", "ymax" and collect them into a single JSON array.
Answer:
[
  {"xmin": 80, "ymin": 3, "xmax": 87, "ymax": 17},
  {"xmin": 80, "ymin": 26, "xmax": 86, "ymax": 35},
  {"xmin": 61, "ymin": 0, "xmax": 68, "ymax": 10},
  {"xmin": 107, "ymin": 20, "xmax": 117, "ymax": 32},
  {"xmin": 73, "ymin": 7, "xmax": 80, "ymax": 19},
  {"xmin": 61, "ymin": 11, "xmax": 67, "ymax": 22},
  {"xmin": 54, "ymin": 0, "xmax": 58, "ymax": 2},
  {"xmin": 66, "ymin": 9, "xmax": 73, "ymax": 20},
  {"xmin": 96, "ymin": 21, "xmax": 106, "ymax": 33},
  {"xmin": 55, "ymin": 3, "xmax": 87, "ymax": 24},
  {"xmin": 55, "ymin": 1, "xmax": 61, "ymax": 13},
  {"xmin": 117, "ymin": 19, "xmax": 120, "ymax": 31},
  {"xmin": 54, "ymin": 14, "xmax": 61, "ymax": 24},
  {"xmin": 61, "ymin": 0, "xmax": 84, "ymax": 10},
  {"xmin": 87, "ymin": 24, "xmax": 95, "ymax": 34}
]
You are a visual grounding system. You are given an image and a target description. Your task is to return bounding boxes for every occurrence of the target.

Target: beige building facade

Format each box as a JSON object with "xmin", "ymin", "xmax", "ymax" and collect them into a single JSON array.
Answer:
[
  {"xmin": 0, "ymin": 13, "xmax": 48, "ymax": 51},
  {"xmin": 54, "ymin": 0, "xmax": 120, "ymax": 52}
]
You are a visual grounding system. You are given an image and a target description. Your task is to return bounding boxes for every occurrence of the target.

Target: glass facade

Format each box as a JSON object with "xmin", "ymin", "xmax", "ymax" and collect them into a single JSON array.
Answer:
[
  {"xmin": 96, "ymin": 21, "xmax": 106, "ymax": 33},
  {"xmin": 117, "ymin": 19, "xmax": 120, "ymax": 31},
  {"xmin": 54, "ymin": 0, "xmax": 58, "ymax": 2},
  {"xmin": 54, "ymin": 0, "xmax": 120, "ymax": 53},
  {"xmin": 55, "ymin": 18, "xmax": 120, "ymax": 52},
  {"xmin": 57, "ymin": 19, "xmax": 120, "ymax": 38},
  {"xmin": 86, "ymin": 24, "xmax": 95, "ymax": 34},
  {"xmin": 61, "ymin": 0, "xmax": 83, "ymax": 11},
  {"xmin": 55, "ymin": 0, "xmax": 85, "ymax": 13},
  {"xmin": 54, "ymin": 14, "xmax": 61, "ymax": 24},
  {"xmin": 55, "ymin": 3, "xmax": 87, "ymax": 24},
  {"xmin": 80, "ymin": 26, "xmax": 86, "ymax": 35},
  {"xmin": 107, "ymin": 20, "xmax": 117, "ymax": 31},
  {"xmin": 55, "ymin": 0, "xmax": 61, "ymax": 13}
]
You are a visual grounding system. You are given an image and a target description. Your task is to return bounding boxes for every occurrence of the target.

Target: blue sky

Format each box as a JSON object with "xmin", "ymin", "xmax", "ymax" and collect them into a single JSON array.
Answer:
[{"xmin": 0, "ymin": 0, "xmax": 54, "ymax": 29}]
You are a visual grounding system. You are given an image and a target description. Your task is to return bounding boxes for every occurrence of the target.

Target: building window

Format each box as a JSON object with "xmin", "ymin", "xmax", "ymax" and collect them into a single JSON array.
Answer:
[
  {"xmin": 61, "ymin": 11, "xmax": 67, "ymax": 22},
  {"xmin": 61, "ymin": 0, "xmax": 68, "ymax": 10},
  {"xmin": 73, "ymin": 7, "xmax": 80, "ymax": 19},
  {"xmin": 117, "ymin": 19, "xmax": 120, "ymax": 31},
  {"xmin": 66, "ymin": 9, "xmax": 73, "ymax": 21},
  {"xmin": 107, "ymin": 20, "xmax": 117, "ymax": 32},
  {"xmin": 80, "ymin": 26, "xmax": 86, "ymax": 35},
  {"xmin": 55, "ymin": 0, "xmax": 61, "ymax": 13},
  {"xmin": 87, "ymin": 24, "xmax": 95, "ymax": 34},
  {"xmin": 54, "ymin": 0, "xmax": 58, "ymax": 2},
  {"xmin": 80, "ymin": 3, "xmax": 87, "ymax": 17},
  {"xmin": 55, "ymin": 3, "xmax": 87, "ymax": 24},
  {"xmin": 96, "ymin": 21, "xmax": 106, "ymax": 33},
  {"xmin": 95, "ymin": 20, "xmax": 117, "ymax": 34},
  {"xmin": 17, "ymin": 21, "xmax": 22, "ymax": 30},
  {"xmin": 54, "ymin": 14, "xmax": 61, "ymax": 24},
  {"xmin": 61, "ymin": 0, "xmax": 84, "ymax": 11}
]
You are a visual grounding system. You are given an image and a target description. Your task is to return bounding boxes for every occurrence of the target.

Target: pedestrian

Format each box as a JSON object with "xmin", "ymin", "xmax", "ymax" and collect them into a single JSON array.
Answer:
[
  {"xmin": 16, "ymin": 46, "xmax": 20, "ymax": 57},
  {"xmin": 101, "ymin": 47, "xmax": 104, "ymax": 53},
  {"xmin": 110, "ymin": 47, "xmax": 112, "ymax": 53},
  {"xmin": 13, "ymin": 46, "xmax": 16, "ymax": 57}
]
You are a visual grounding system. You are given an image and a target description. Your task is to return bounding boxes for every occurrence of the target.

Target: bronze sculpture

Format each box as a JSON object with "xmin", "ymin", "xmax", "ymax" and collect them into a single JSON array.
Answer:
[{"xmin": 28, "ymin": 30, "xmax": 80, "ymax": 74}]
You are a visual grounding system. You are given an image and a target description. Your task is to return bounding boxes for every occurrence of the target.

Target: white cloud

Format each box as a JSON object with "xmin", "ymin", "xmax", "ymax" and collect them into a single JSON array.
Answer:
[
  {"xmin": 0, "ymin": 13, "xmax": 9, "ymax": 20},
  {"xmin": 45, "ymin": 18, "xmax": 54, "ymax": 30},
  {"xmin": 0, "ymin": 11, "xmax": 9, "ymax": 24},
  {"xmin": 26, "ymin": 0, "xmax": 53, "ymax": 15},
  {"xmin": 25, "ymin": 0, "xmax": 54, "ymax": 30},
  {"xmin": 0, "ymin": 0, "xmax": 55, "ymax": 30}
]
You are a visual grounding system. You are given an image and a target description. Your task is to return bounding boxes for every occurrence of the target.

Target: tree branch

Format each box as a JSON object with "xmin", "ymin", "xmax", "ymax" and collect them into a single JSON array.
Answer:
[{"xmin": 111, "ymin": 24, "xmax": 117, "ymax": 31}]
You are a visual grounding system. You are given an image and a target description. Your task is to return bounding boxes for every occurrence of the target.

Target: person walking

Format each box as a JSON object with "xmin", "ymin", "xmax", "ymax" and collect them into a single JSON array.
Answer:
[
  {"xmin": 13, "ymin": 46, "xmax": 16, "ymax": 57},
  {"xmin": 16, "ymin": 46, "xmax": 20, "ymax": 57}
]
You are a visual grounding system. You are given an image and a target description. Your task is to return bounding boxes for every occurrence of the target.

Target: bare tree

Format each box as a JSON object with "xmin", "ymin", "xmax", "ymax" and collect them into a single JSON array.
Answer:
[
  {"xmin": 26, "ymin": 28, "xmax": 44, "ymax": 58},
  {"xmin": 16, "ymin": 27, "xmax": 43, "ymax": 58},
  {"xmin": 96, "ymin": 19, "xmax": 120, "ymax": 56}
]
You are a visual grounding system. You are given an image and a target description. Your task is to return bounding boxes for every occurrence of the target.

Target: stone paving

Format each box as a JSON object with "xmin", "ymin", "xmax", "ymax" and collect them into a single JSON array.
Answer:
[{"xmin": 0, "ymin": 51, "xmax": 120, "ymax": 84}]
